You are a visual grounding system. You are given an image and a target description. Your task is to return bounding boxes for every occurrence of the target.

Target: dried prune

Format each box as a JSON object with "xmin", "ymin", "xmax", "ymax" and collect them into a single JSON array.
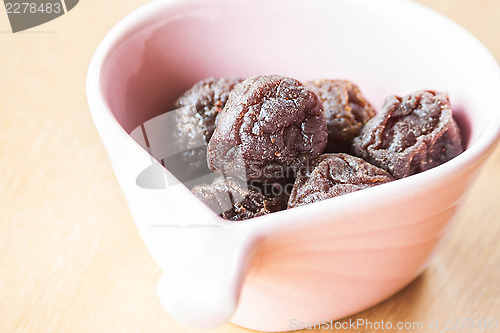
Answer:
[
  {"xmin": 305, "ymin": 79, "xmax": 376, "ymax": 153},
  {"xmin": 174, "ymin": 77, "xmax": 243, "ymax": 143},
  {"xmin": 288, "ymin": 153, "xmax": 394, "ymax": 208},
  {"xmin": 192, "ymin": 177, "xmax": 283, "ymax": 221},
  {"xmin": 249, "ymin": 179, "xmax": 294, "ymax": 208},
  {"xmin": 170, "ymin": 77, "xmax": 242, "ymax": 183},
  {"xmin": 207, "ymin": 75, "xmax": 328, "ymax": 182},
  {"xmin": 353, "ymin": 90, "xmax": 464, "ymax": 179}
]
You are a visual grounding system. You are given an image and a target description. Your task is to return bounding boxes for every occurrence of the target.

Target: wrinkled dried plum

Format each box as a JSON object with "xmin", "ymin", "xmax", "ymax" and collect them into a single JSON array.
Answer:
[
  {"xmin": 353, "ymin": 90, "xmax": 464, "ymax": 178},
  {"xmin": 207, "ymin": 75, "xmax": 328, "ymax": 182},
  {"xmin": 174, "ymin": 77, "xmax": 243, "ymax": 143},
  {"xmin": 170, "ymin": 77, "xmax": 242, "ymax": 183},
  {"xmin": 192, "ymin": 177, "xmax": 283, "ymax": 221},
  {"xmin": 288, "ymin": 153, "xmax": 394, "ymax": 208},
  {"xmin": 248, "ymin": 179, "xmax": 294, "ymax": 208},
  {"xmin": 305, "ymin": 79, "xmax": 376, "ymax": 153}
]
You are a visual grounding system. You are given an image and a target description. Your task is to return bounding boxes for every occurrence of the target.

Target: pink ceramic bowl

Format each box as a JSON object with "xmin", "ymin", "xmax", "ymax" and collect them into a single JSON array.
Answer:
[{"xmin": 87, "ymin": 0, "xmax": 500, "ymax": 331}]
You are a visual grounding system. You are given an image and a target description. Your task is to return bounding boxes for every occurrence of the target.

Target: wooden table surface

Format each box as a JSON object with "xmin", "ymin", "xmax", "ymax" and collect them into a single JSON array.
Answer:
[{"xmin": 1, "ymin": 1, "xmax": 499, "ymax": 332}]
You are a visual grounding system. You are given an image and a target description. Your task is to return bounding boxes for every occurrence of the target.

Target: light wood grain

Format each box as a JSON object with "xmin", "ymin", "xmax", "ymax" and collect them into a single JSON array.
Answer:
[{"xmin": 1, "ymin": 1, "xmax": 499, "ymax": 332}]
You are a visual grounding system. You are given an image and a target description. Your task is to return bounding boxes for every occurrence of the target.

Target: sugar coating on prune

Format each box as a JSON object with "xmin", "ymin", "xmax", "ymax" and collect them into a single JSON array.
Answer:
[
  {"xmin": 353, "ymin": 90, "xmax": 464, "ymax": 179},
  {"xmin": 192, "ymin": 177, "xmax": 283, "ymax": 221},
  {"xmin": 170, "ymin": 77, "xmax": 242, "ymax": 183},
  {"xmin": 174, "ymin": 77, "xmax": 243, "ymax": 143},
  {"xmin": 305, "ymin": 79, "xmax": 376, "ymax": 153},
  {"xmin": 288, "ymin": 153, "xmax": 394, "ymax": 208},
  {"xmin": 207, "ymin": 75, "xmax": 328, "ymax": 182}
]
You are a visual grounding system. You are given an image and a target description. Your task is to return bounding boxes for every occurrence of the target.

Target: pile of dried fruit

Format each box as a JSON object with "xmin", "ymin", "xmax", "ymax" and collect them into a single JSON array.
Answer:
[{"xmin": 171, "ymin": 75, "xmax": 464, "ymax": 220}]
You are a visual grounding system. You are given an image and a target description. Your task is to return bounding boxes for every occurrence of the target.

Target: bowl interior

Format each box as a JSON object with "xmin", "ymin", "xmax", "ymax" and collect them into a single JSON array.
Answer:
[{"xmin": 99, "ymin": 0, "xmax": 500, "ymax": 176}]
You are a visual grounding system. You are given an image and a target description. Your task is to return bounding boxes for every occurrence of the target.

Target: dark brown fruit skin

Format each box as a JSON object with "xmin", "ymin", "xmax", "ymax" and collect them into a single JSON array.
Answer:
[
  {"xmin": 288, "ymin": 153, "xmax": 394, "ymax": 208},
  {"xmin": 353, "ymin": 90, "xmax": 464, "ymax": 179},
  {"xmin": 192, "ymin": 177, "xmax": 283, "ymax": 221},
  {"xmin": 207, "ymin": 75, "xmax": 328, "ymax": 182},
  {"xmin": 170, "ymin": 77, "xmax": 242, "ymax": 183},
  {"xmin": 174, "ymin": 77, "xmax": 243, "ymax": 143},
  {"xmin": 248, "ymin": 179, "xmax": 294, "ymax": 209},
  {"xmin": 305, "ymin": 79, "xmax": 376, "ymax": 153}
]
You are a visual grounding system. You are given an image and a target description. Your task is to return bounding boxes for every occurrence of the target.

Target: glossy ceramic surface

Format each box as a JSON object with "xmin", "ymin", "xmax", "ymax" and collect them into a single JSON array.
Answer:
[{"xmin": 87, "ymin": 0, "xmax": 500, "ymax": 331}]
